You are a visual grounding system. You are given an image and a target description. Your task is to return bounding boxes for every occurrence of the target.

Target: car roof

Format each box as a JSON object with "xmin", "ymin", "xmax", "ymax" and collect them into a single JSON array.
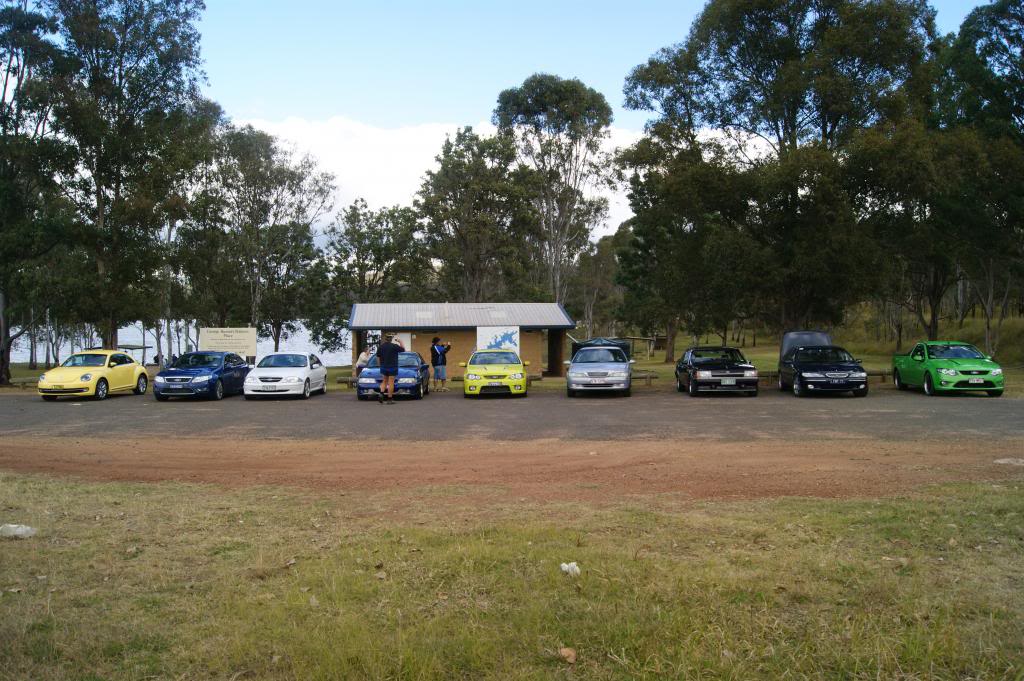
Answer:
[
  {"xmin": 184, "ymin": 350, "xmax": 228, "ymax": 355},
  {"xmin": 794, "ymin": 345, "xmax": 848, "ymax": 351},
  {"xmin": 576, "ymin": 345, "xmax": 624, "ymax": 351},
  {"xmin": 924, "ymin": 340, "xmax": 971, "ymax": 345},
  {"xmin": 688, "ymin": 345, "xmax": 740, "ymax": 351},
  {"xmin": 475, "ymin": 348, "xmax": 517, "ymax": 353}
]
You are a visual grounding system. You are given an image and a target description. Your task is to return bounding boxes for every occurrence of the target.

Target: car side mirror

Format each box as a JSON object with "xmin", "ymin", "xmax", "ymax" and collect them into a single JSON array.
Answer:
[
  {"xmin": 629, "ymin": 359, "xmax": 636, "ymax": 364},
  {"xmin": 459, "ymin": 362, "xmax": 467, "ymax": 367},
  {"xmin": 562, "ymin": 360, "xmax": 571, "ymax": 365},
  {"xmin": 855, "ymin": 358, "xmax": 862, "ymax": 364},
  {"xmin": 524, "ymin": 361, "xmax": 530, "ymax": 367}
]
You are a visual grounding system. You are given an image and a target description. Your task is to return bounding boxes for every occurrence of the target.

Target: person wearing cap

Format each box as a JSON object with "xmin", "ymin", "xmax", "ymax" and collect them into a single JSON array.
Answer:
[
  {"xmin": 430, "ymin": 336, "xmax": 451, "ymax": 392},
  {"xmin": 376, "ymin": 334, "xmax": 403, "ymax": 404}
]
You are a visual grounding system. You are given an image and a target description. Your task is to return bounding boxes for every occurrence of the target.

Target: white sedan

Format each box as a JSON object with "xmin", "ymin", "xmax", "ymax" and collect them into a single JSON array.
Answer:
[{"xmin": 243, "ymin": 352, "xmax": 328, "ymax": 399}]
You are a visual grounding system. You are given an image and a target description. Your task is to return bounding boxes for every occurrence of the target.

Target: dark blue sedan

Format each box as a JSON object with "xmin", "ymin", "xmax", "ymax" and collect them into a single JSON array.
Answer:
[
  {"xmin": 154, "ymin": 351, "xmax": 250, "ymax": 401},
  {"xmin": 355, "ymin": 351, "xmax": 430, "ymax": 400}
]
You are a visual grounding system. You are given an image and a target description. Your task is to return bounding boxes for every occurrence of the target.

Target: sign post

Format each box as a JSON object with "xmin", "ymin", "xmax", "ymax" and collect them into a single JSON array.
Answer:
[{"xmin": 199, "ymin": 328, "xmax": 258, "ymax": 364}]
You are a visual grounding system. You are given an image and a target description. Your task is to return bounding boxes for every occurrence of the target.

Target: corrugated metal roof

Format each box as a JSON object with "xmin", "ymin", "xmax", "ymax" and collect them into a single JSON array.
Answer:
[{"xmin": 349, "ymin": 303, "xmax": 575, "ymax": 330}]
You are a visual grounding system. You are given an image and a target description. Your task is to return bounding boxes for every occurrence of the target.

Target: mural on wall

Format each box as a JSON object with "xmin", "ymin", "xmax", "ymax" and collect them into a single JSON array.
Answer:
[{"xmin": 477, "ymin": 326, "xmax": 520, "ymax": 354}]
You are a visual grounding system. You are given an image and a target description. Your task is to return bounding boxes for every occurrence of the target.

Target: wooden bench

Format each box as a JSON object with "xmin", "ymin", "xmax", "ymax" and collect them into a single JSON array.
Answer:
[
  {"xmin": 632, "ymin": 370, "xmax": 659, "ymax": 387},
  {"xmin": 7, "ymin": 378, "xmax": 37, "ymax": 390},
  {"xmin": 336, "ymin": 376, "xmax": 358, "ymax": 389}
]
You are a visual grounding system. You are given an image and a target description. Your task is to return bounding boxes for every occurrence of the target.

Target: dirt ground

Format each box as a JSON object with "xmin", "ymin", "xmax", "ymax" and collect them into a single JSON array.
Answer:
[{"xmin": 2, "ymin": 434, "xmax": 1021, "ymax": 504}]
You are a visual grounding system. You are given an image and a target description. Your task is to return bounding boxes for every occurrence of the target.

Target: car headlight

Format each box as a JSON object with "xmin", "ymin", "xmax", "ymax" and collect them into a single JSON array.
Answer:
[
  {"xmin": 245, "ymin": 375, "xmax": 259, "ymax": 383},
  {"xmin": 283, "ymin": 376, "xmax": 301, "ymax": 383},
  {"xmin": 567, "ymin": 371, "xmax": 585, "ymax": 378},
  {"xmin": 154, "ymin": 375, "xmax": 166, "ymax": 383},
  {"xmin": 466, "ymin": 373, "xmax": 482, "ymax": 381},
  {"xmin": 607, "ymin": 371, "xmax": 627, "ymax": 378},
  {"xmin": 849, "ymin": 371, "xmax": 867, "ymax": 378},
  {"xmin": 38, "ymin": 374, "xmax": 47, "ymax": 382},
  {"xmin": 397, "ymin": 377, "xmax": 417, "ymax": 384},
  {"xmin": 508, "ymin": 372, "xmax": 524, "ymax": 380},
  {"xmin": 802, "ymin": 372, "xmax": 824, "ymax": 378},
  {"xmin": 743, "ymin": 370, "xmax": 758, "ymax": 378},
  {"xmin": 991, "ymin": 368, "xmax": 1003, "ymax": 376},
  {"xmin": 191, "ymin": 375, "xmax": 211, "ymax": 383},
  {"xmin": 937, "ymin": 368, "xmax": 957, "ymax": 377},
  {"xmin": 358, "ymin": 377, "xmax": 378, "ymax": 384},
  {"xmin": 696, "ymin": 371, "xmax": 712, "ymax": 379},
  {"xmin": 77, "ymin": 373, "xmax": 93, "ymax": 382}
]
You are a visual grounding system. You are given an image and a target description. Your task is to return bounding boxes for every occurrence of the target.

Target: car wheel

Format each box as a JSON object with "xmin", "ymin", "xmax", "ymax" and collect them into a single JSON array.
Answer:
[
  {"xmin": 987, "ymin": 390, "xmax": 1003, "ymax": 398},
  {"xmin": 133, "ymin": 375, "xmax": 148, "ymax": 395},
  {"xmin": 688, "ymin": 377, "xmax": 699, "ymax": 397},
  {"xmin": 747, "ymin": 388, "xmax": 758, "ymax": 397},
  {"xmin": 853, "ymin": 387, "xmax": 869, "ymax": 397},
  {"xmin": 211, "ymin": 379, "xmax": 224, "ymax": 401},
  {"xmin": 894, "ymin": 370, "xmax": 907, "ymax": 391},
  {"xmin": 792, "ymin": 378, "xmax": 805, "ymax": 397},
  {"xmin": 301, "ymin": 379, "xmax": 311, "ymax": 399},
  {"xmin": 675, "ymin": 375, "xmax": 684, "ymax": 393},
  {"xmin": 414, "ymin": 383, "xmax": 423, "ymax": 400},
  {"xmin": 778, "ymin": 374, "xmax": 787, "ymax": 391},
  {"xmin": 155, "ymin": 393, "xmax": 169, "ymax": 402},
  {"xmin": 622, "ymin": 387, "xmax": 631, "ymax": 397},
  {"xmin": 94, "ymin": 378, "xmax": 109, "ymax": 400},
  {"xmin": 244, "ymin": 393, "xmax": 256, "ymax": 400},
  {"xmin": 566, "ymin": 388, "xmax": 575, "ymax": 397},
  {"xmin": 923, "ymin": 373, "xmax": 936, "ymax": 396},
  {"xmin": 41, "ymin": 395, "xmax": 57, "ymax": 402}
]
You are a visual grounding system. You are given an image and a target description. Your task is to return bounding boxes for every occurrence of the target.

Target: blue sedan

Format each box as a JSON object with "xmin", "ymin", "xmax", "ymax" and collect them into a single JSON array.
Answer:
[
  {"xmin": 355, "ymin": 351, "xmax": 431, "ymax": 400},
  {"xmin": 154, "ymin": 351, "xmax": 250, "ymax": 401}
]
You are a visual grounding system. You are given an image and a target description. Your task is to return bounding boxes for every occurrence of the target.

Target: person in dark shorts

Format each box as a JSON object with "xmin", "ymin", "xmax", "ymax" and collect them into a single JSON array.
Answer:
[
  {"xmin": 430, "ymin": 336, "xmax": 451, "ymax": 392},
  {"xmin": 376, "ymin": 334, "xmax": 403, "ymax": 404}
]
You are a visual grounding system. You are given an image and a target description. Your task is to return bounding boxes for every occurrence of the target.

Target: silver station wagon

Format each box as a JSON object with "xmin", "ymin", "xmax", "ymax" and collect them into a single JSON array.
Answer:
[{"xmin": 565, "ymin": 346, "xmax": 634, "ymax": 397}]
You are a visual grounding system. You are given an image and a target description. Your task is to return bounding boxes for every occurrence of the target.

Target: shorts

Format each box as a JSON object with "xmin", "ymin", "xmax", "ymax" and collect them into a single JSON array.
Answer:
[
  {"xmin": 380, "ymin": 367, "xmax": 398, "ymax": 377},
  {"xmin": 433, "ymin": 365, "xmax": 447, "ymax": 380}
]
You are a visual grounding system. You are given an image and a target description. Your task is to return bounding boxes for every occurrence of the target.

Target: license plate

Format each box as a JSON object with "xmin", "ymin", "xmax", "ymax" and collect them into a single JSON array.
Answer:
[
  {"xmin": 52, "ymin": 385, "xmax": 63, "ymax": 389},
  {"xmin": 720, "ymin": 378, "xmax": 736, "ymax": 386},
  {"xmin": 258, "ymin": 386, "xmax": 278, "ymax": 391},
  {"xmin": 830, "ymin": 379, "xmax": 844, "ymax": 384},
  {"xmin": 969, "ymin": 377, "xmax": 984, "ymax": 384},
  {"xmin": 487, "ymin": 382, "xmax": 503, "ymax": 386}
]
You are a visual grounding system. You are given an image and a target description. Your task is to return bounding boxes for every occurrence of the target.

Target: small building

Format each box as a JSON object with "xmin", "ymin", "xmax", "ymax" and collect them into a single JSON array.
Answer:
[{"xmin": 349, "ymin": 303, "xmax": 575, "ymax": 377}]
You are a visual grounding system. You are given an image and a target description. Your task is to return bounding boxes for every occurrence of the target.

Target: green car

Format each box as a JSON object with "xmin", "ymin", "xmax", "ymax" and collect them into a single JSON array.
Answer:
[{"xmin": 892, "ymin": 341, "xmax": 1004, "ymax": 397}]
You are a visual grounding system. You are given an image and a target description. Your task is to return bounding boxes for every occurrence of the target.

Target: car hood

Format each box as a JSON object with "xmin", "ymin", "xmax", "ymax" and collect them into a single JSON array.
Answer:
[
  {"xmin": 248, "ymin": 366, "xmax": 307, "ymax": 378},
  {"xmin": 466, "ymin": 364, "xmax": 523, "ymax": 374},
  {"xmin": 158, "ymin": 367, "xmax": 218, "ymax": 378},
  {"xmin": 931, "ymin": 358, "xmax": 1000, "ymax": 370},
  {"xmin": 691, "ymin": 361, "xmax": 755, "ymax": 372},
  {"xmin": 359, "ymin": 366, "xmax": 419, "ymax": 378},
  {"xmin": 794, "ymin": 362, "xmax": 864, "ymax": 372},
  {"xmin": 569, "ymin": 362, "xmax": 630, "ymax": 373},
  {"xmin": 42, "ymin": 366, "xmax": 106, "ymax": 381}
]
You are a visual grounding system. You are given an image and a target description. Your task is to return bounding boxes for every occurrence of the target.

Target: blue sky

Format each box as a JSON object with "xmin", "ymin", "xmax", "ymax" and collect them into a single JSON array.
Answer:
[
  {"xmin": 201, "ymin": 0, "xmax": 983, "ymax": 129},
  {"xmin": 198, "ymin": 1, "xmax": 988, "ymax": 233}
]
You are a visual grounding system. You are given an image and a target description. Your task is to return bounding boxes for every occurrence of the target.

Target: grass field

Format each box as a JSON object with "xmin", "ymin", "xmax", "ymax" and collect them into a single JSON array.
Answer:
[{"xmin": 2, "ymin": 474, "xmax": 1022, "ymax": 679}]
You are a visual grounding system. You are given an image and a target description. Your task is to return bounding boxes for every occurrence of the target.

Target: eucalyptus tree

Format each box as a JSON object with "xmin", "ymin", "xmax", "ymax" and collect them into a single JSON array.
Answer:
[{"xmin": 494, "ymin": 73, "xmax": 612, "ymax": 303}]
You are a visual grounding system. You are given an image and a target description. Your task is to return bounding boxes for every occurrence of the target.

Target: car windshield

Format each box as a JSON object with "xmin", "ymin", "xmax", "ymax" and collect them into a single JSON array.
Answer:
[
  {"xmin": 691, "ymin": 348, "xmax": 746, "ymax": 363},
  {"xmin": 930, "ymin": 344, "xmax": 985, "ymax": 360},
  {"xmin": 470, "ymin": 351, "xmax": 520, "ymax": 365},
  {"xmin": 795, "ymin": 347, "xmax": 854, "ymax": 363},
  {"xmin": 257, "ymin": 354, "xmax": 307, "ymax": 368},
  {"xmin": 573, "ymin": 348, "xmax": 627, "ymax": 363},
  {"xmin": 172, "ymin": 352, "xmax": 222, "ymax": 369},
  {"xmin": 366, "ymin": 352, "xmax": 421, "ymax": 368},
  {"xmin": 61, "ymin": 353, "xmax": 106, "ymax": 368}
]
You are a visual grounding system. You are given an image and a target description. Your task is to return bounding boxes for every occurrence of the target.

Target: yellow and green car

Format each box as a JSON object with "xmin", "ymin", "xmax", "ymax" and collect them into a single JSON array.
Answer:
[
  {"xmin": 37, "ymin": 350, "xmax": 149, "ymax": 401},
  {"xmin": 892, "ymin": 341, "xmax": 1004, "ymax": 397},
  {"xmin": 460, "ymin": 349, "xmax": 529, "ymax": 397}
]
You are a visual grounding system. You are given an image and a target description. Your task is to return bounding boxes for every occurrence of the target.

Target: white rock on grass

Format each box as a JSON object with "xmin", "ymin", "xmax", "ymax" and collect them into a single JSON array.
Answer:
[
  {"xmin": 560, "ymin": 562, "xmax": 581, "ymax": 577},
  {"xmin": 0, "ymin": 524, "xmax": 37, "ymax": 539}
]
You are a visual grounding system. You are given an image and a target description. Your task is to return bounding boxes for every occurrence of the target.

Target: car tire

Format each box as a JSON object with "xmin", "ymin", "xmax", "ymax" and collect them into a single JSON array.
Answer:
[
  {"xmin": 792, "ymin": 378, "xmax": 805, "ymax": 397},
  {"xmin": 94, "ymin": 378, "xmax": 109, "ymax": 401},
  {"xmin": 622, "ymin": 387, "xmax": 631, "ymax": 397},
  {"xmin": 41, "ymin": 395, "xmax": 57, "ymax": 402},
  {"xmin": 778, "ymin": 374, "xmax": 787, "ymax": 391},
  {"xmin": 301, "ymin": 379, "xmax": 311, "ymax": 400},
  {"xmin": 244, "ymin": 394, "xmax": 256, "ymax": 400},
  {"xmin": 853, "ymin": 387, "xmax": 869, "ymax": 397},
  {"xmin": 987, "ymin": 390, "xmax": 1003, "ymax": 397},
  {"xmin": 414, "ymin": 383, "xmax": 423, "ymax": 400},
  {"xmin": 211, "ymin": 379, "xmax": 224, "ymax": 401},
  {"xmin": 924, "ymin": 373, "xmax": 936, "ymax": 396},
  {"xmin": 747, "ymin": 388, "xmax": 758, "ymax": 397},
  {"xmin": 688, "ymin": 377, "xmax": 699, "ymax": 397},
  {"xmin": 894, "ymin": 370, "xmax": 907, "ymax": 391},
  {"xmin": 133, "ymin": 375, "xmax": 148, "ymax": 395},
  {"xmin": 566, "ymin": 388, "xmax": 575, "ymax": 398},
  {"xmin": 155, "ymin": 393, "xmax": 169, "ymax": 402},
  {"xmin": 675, "ymin": 376, "xmax": 684, "ymax": 393}
]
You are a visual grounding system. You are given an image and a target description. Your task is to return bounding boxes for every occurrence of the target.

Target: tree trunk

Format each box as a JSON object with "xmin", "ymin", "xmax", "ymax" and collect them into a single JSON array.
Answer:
[
  {"xmin": 28, "ymin": 308, "xmax": 37, "ymax": 370},
  {"xmin": 0, "ymin": 288, "xmax": 10, "ymax": 384},
  {"xmin": 664, "ymin": 317, "xmax": 678, "ymax": 363}
]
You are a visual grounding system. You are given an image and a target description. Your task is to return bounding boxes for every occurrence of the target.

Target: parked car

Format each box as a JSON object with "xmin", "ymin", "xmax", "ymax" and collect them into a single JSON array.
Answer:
[
  {"xmin": 153, "ymin": 351, "xmax": 249, "ymax": 401},
  {"xmin": 460, "ymin": 349, "xmax": 529, "ymax": 397},
  {"xmin": 355, "ymin": 351, "xmax": 430, "ymax": 400},
  {"xmin": 675, "ymin": 346, "xmax": 758, "ymax": 396},
  {"xmin": 893, "ymin": 341, "xmax": 1004, "ymax": 397},
  {"xmin": 778, "ymin": 342, "xmax": 868, "ymax": 397},
  {"xmin": 243, "ymin": 352, "xmax": 328, "ymax": 399},
  {"xmin": 565, "ymin": 345, "xmax": 633, "ymax": 397},
  {"xmin": 37, "ymin": 350, "xmax": 149, "ymax": 401}
]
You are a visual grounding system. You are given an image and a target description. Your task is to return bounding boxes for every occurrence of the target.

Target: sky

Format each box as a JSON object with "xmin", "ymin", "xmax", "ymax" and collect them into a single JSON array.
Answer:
[{"xmin": 199, "ymin": 1, "xmax": 986, "ymax": 235}]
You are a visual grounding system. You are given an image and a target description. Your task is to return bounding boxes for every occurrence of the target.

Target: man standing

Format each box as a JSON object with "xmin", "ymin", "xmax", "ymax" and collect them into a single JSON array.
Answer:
[
  {"xmin": 430, "ymin": 336, "xmax": 451, "ymax": 392},
  {"xmin": 376, "ymin": 334, "xmax": 403, "ymax": 404}
]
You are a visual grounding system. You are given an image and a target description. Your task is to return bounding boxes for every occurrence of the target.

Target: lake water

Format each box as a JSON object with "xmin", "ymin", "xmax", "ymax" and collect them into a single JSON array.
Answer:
[{"xmin": 10, "ymin": 323, "xmax": 352, "ymax": 367}]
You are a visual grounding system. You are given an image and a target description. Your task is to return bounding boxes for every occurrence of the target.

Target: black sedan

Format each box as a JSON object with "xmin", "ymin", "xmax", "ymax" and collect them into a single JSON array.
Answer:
[
  {"xmin": 778, "ymin": 345, "xmax": 869, "ymax": 397},
  {"xmin": 675, "ymin": 346, "xmax": 759, "ymax": 397}
]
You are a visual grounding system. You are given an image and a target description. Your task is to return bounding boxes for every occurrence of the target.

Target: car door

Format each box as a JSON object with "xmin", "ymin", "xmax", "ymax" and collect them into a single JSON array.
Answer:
[
  {"xmin": 110, "ymin": 354, "xmax": 134, "ymax": 390},
  {"xmin": 780, "ymin": 350, "xmax": 796, "ymax": 386},
  {"xmin": 309, "ymin": 354, "xmax": 326, "ymax": 389},
  {"xmin": 226, "ymin": 354, "xmax": 245, "ymax": 393},
  {"xmin": 905, "ymin": 343, "xmax": 926, "ymax": 386}
]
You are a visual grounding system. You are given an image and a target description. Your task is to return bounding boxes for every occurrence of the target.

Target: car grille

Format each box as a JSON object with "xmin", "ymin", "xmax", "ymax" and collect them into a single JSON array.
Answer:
[
  {"xmin": 825, "ymin": 372, "xmax": 850, "ymax": 379},
  {"xmin": 711, "ymin": 371, "xmax": 746, "ymax": 378},
  {"xmin": 959, "ymin": 370, "xmax": 988, "ymax": 376},
  {"xmin": 954, "ymin": 380, "xmax": 995, "ymax": 388},
  {"xmin": 484, "ymin": 374, "xmax": 506, "ymax": 380},
  {"xmin": 166, "ymin": 376, "xmax": 191, "ymax": 383},
  {"xmin": 259, "ymin": 377, "xmax": 282, "ymax": 383},
  {"xmin": 162, "ymin": 387, "xmax": 196, "ymax": 394},
  {"xmin": 586, "ymin": 371, "xmax": 609, "ymax": 378},
  {"xmin": 39, "ymin": 387, "xmax": 89, "ymax": 394},
  {"xmin": 480, "ymin": 385, "xmax": 511, "ymax": 394}
]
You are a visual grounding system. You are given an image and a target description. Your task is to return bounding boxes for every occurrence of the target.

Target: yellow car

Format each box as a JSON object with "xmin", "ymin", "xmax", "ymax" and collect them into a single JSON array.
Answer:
[
  {"xmin": 37, "ymin": 350, "xmax": 149, "ymax": 401},
  {"xmin": 460, "ymin": 349, "xmax": 529, "ymax": 398}
]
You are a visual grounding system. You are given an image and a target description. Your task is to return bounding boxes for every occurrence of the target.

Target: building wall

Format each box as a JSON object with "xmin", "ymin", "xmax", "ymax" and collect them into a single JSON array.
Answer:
[{"xmin": 363, "ymin": 328, "xmax": 544, "ymax": 377}]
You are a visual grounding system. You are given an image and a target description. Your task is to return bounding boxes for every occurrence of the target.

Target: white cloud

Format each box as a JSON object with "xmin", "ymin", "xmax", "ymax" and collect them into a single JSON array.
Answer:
[{"xmin": 241, "ymin": 116, "xmax": 642, "ymax": 238}]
